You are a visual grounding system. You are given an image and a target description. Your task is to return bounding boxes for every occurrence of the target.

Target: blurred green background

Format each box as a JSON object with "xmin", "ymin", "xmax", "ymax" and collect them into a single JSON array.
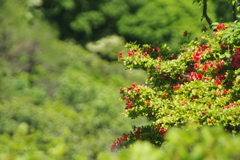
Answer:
[{"xmin": 0, "ymin": 0, "xmax": 234, "ymax": 159}]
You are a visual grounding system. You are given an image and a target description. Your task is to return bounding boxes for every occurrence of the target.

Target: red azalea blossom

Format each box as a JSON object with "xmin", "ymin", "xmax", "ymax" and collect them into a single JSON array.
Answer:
[
  {"xmin": 147, "ymin": 47, "xmax": 153, "ymax": 52},
  {"xmin": 128, "ymin": 50, "xmax": 134, "ymax": 56},
  {"xmin": 172, "ymin": 84, "xmax": 181, "ymax": 89},
  {"xmin": 143, "ymin": 52, "xmax": 148, "ymax": 57},
  {"xmin": 181, "ymin": 102, "xmax": 188, "ymax": 106},
  {"xmin": 194, "ymin": 62, "xmax": 200, "ymax": 69},
  {"xmin": 161, "ymin": 74, "xmax": 169, "ymax": 79},
  {"xmin": 202, "ymin": 61, "xmax": 214, "ymax": 72},
  {"xmin": 172, "ymin": 54, "xmax": 177, "ymax": 59},
  {"xmin": 183, "ymin": 30, "xmax": 188, "ymax": 36},
  {"xmin": 215, "ymin": 60, "xmax": 225, "ymax": 71},
  {"xmin": 146, "ymin": 100, "xmax": 151, "ymax": 106},
  {"xmin": 222, "ymin": 88, "xmax": 230, "ymax": 94},
  {"xmin": 202, "ymin": 64, "xmax": 208, "ymax": 72},
  {"xmin": 119, "ymin": 135, "xmax": 128, "ymax": 141},
  {"xmin": 202, "ymin": 24, "xmax": 207, "ymax": 31},
  {"xmin": 154, "ymin": 46, "xmax": 160, "ymax": 52},
  {"xmin": 162, "ymin": 94, "xmax": 167, "ymax": 98},
  {"xmin": 208, "ymin": 119, "xmax": 215, "ymax": 123},
  {"xmin": 126, "ymin": 101, "xmax": 133, "ymax": 108},
  {"xmin": 132, "ymin": 83, "xmax": 137, "ymax": 88},
  {"xmin": 231, "ymin": 51, "xmax": 240, "ymax": 69},
  {"xmin": 118, "ymin": 52, "xmax": 123, "ymax": 58},
  {"xmin": 157, "ymin": 126, "xmax": 167, "ymax": 138},
  {"xmin": 216, "ymin": 23, "xmax": 226, "ymax": 30},
  {"xmin": 223, "ymin": 103, "xmax": 237, "ymax": 109},
  {"xmin": 124, "ymin": 96, "xmax": 130, "ymax": 101},
  {"xmin": 221, "ymin": 42, "xmax": 228, "ymax": 49},
  {"xmin": 110, "ymin": 144, "xmax": 117, "ymax": 151},
  {"xmin": 119, "ymin": 87, "xmax": 124, "ymax": 92},
  {"xmin": 190, "ymin": 72, "xmax": 203, "ymax": 81},
  {"xmin": 201, "ymin": 111, "xmax": 207, "ymax": 115},
  {"xmin": 127, "ymin": 87, "xmax": 133, "ymax": 91},
  {"xmin": 214, "ymin": 79, "xmax": 222, "ymax": 86},
  {"xmin": 193, "ymin": 51, "xmax": 204, "ymax": 62},
  {"xmin": 156, "ymin": 64, "xmax": 161, "ymax": 70},
  {"xmin": 199, "ymin": 44, "xmax": 209, "ymax": 51}
]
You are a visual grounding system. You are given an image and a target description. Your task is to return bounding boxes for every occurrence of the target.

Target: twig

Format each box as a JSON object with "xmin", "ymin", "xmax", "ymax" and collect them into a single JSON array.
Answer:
[{"xmin": 202, "ymin": 0, "xmax": 212, "ymax": 27}]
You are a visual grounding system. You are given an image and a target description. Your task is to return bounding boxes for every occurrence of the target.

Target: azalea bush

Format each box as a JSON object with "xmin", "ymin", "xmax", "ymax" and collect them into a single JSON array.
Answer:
[{"xmin": 111, "ymin": 20, "xmax": 240, "ymax": 151}]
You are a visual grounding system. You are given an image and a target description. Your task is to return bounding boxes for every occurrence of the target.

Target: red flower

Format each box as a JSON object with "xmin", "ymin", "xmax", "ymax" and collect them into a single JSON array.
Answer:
[
  {"xmin": 147, "ymin": 47, "xmax": 153, "ymax": 52},
  {"xmin": 132, "ymin": 83, "xmax": 137, "ymax": 88},
  {"xmin": 223, "ymin": 103, "xmax": 237, "ymax": 109},
  {"xmin": 128, "ymin": 50, "xmax": 134, "ymax": 56},
  {"xmin": 157, "ymin": 126, "xmax": 167, "ymax": 138},
  {"xmin": 162, "ymin": 94, "xmax": 167, "ymax": 98},
  {"xmin": 183, "ymin": 30, "xmax": 188, "ymax": 36},
  {"xmin": 202, "ymin": 64, "xmax": 208, "ymax": 73},
  {"xmin": 193, "ymin": 51, "xmax": 203, "ymax": 62},
  {"xmin": 119, "ymin": 136, "xmax": 128, "ymax": 141},
  {"xmin": 222, "ymin": 88, "xmax": 230, "ymax": 94},
  {"xmin": 118, "ymin": 52, "xmax": 123, "ymax": 58},
  {"xmin": 146, "ymin": 100, "xmax": 151, "ymax": 106},
  {"xmin": 231, "ymin": 51, "xmax": 240, "ymax": 69},
  {"xmin": 190, "ymin": 72, "xmax": 203, "ymax": 81},
  {"xmin": 127, "ymin": 87, "xmax": 133, "ymax": 91},
  {"xmin": 194, "ymin": 62, "xmax": 200, "ymax": 69},
  {"xmin": 156, "ymin": 64, "xmax": 161, "ymax": 70},
  {"xmin": 201, "ymin": 111, "xmax": 207, "ymax": 115},
  {"xmin": 119, "ymin": 87, "xmax": 124, "ymax": 92},
  {"xmin": 202, "ymin": 24, "xmax": 207, "ymax": 31},
  {"xmin": 199, "ymin": 44, "xmax": 209, "ymax": 51},
  {"xmin": 125, "ymin": 101, "xmax": 133, "ymax": 109},
  {"xmin": 216, "ymin": 23, "xmax": 226, "ymax": 30},
  {"xmin": 173, "ymin": 84, "xmax": 181, "ymax": 89},
  {"xmin": 214, "ymin": 79, "xmax": 222, "ymax": 86},
  {"xmin": 124, "ymin": 96, "xmax": 130, "ymax": 101},
  {"xmin": 143, "ymin": 52, "xmax": 148, "ymax": 57},
  {"xmin": 221, "ymin": 42, "xmax": 228, "ymax": 49},
  {"xmin": 110, "ymin": 144, "xmax": 117, "ymax": 151},
  {"xmin": 208, "ymin": 119, "xmax": 215, "ymax": 123},
  {"xmin": 154, "ymin": 46, "xmax": 160, "ymax": 52}
]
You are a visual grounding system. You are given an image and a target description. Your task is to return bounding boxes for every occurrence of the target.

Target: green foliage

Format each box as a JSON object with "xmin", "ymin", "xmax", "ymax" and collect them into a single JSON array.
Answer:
[
  {"xmin": 117, "ymin": 0, "xmax": 216, "ymax": 51},
  {"xmin": 0, "ymin": 0, "xmax": 148, "ymax": 159},
  {"xmin": 40, "ymin": 0, "xmax": 148, "ymax": 43},
  {"xmin": 98, "ymin": 125, "xmax": 240, "ymax": 160},
  {"xmin": 39, "ymin": 0, "xmax": 220, "ymax": 53},
  {"xmin": 86, "ymin": 35, "xmax": 127, "ymax": 61},
  {"xmin": 112, "ymin": 22, "xmax": 240, "ymax": 150}
]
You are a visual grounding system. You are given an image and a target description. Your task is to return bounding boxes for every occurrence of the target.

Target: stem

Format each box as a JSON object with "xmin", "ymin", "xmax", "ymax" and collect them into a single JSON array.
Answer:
[{"xmin": 202, "ymin": 0, "xmax": 212, "ymax": 27}]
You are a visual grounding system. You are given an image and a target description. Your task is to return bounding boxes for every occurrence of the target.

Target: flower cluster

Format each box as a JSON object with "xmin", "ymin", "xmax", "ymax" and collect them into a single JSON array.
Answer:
[
  {"xmin": 231, "ymin": 48, "xmax": 240, "ymax": 69},
  {"xmin": 110, "ymin": 135, "xmax": 129, "ymax": 151},
  {"xmin": 111, "ymin": 125, "xmax": 167, "ymax": 151},
  {"xmin": 112, "ymin": 22, "xmax": 240, "ymax": 151}
]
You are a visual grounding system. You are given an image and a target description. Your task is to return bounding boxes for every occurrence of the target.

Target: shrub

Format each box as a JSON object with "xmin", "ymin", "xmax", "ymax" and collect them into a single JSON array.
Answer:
[{"xmin": 111, "ymin": 21, "xmax": 240, "ymax": 150}]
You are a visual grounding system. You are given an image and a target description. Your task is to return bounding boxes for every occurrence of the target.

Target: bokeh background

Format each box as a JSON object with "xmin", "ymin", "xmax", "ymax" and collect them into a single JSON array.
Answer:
[{"xmin": 0, "ymin": 0, "xmax": 233, "ymax": 159}]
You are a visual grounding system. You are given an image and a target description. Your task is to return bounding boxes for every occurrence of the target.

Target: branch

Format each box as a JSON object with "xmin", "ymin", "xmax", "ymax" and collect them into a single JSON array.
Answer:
[
  {"xmin": 202, "ymin": 0, "xmax": 212, "ymax": 27},
  {"xmin": 232, "ymin": 1, "xmax": 239, "ymax": 21}
]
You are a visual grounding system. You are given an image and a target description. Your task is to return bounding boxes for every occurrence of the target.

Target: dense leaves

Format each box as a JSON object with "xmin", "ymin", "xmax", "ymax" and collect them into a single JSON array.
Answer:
[
  {"xmin": 0, "ymin": 0, "xmax": 147, "ymax": 159},
  {"xmin": 39, "ymin": 0, "xmax": 218, "ymax": 52},
  {"xmin": 112, "ymin": 21, "xmax": 240, "ymax": 150}
]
